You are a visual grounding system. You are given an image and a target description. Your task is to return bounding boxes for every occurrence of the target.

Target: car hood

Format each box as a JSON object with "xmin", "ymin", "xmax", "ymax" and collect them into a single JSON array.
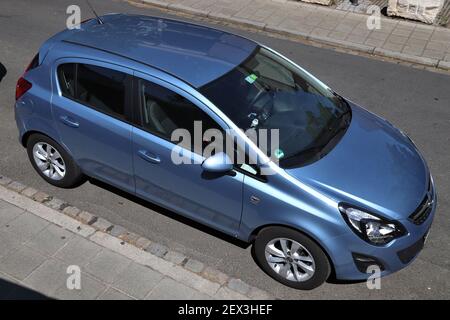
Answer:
[{"xmin": 285, "ymin": 103, "xmax": 429, "ymax": 220}]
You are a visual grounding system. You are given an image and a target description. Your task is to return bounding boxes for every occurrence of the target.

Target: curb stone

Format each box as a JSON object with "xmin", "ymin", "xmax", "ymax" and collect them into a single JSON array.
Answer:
[
  {"xmin": 164, "ymin": 250, "xmax": 186, "ymax": 265},
  {"xmin": 146, "ymin": 242, "xmax": 168, "ymax": 257},
  {"xmin": 0, "ymin": 183, "xmax": 96, "ymax": 238},
  {"xmin": 20, "ymin": 187, "xmax": 38, "ymax": 198},
  {"xmin": 142, "ymin": 0, "xmax": 169, "ymax": 9},
  {"xmin": 62, "ymin": 205, "xmax": 80, "ymax": 218},
  {"xmin": 7, "ymin": 181, "xmax": 27, "ymax": 193},
  {"xmin": 264, "ymin": 24, "xmax": 311, "ymax": 39},
  {"xmin": 78, "ymin": 211, "xmax": 98, "ymax": 225},
  {"xmin": 168, "ymin": 3, "xmax": 210, "ymax": 17},
  {"xmin": 202, "ymin": 266, "xmax": 229, "ymax": 285},
  {"xmin": 45, "ymin": 197, "xmax": 67, "ymax": 210},
  {"xmin": 438, "ymin": 60, "xmax": 450, "ymax": 70},
  {"xmin": 135, "ymin": 237, "xmax": 152, "ymax": 249},
  {"xmin": 373, "ymin": 48, "xmax": 439, "ymax": 67},
  {"xmin": 110, "ymin": 224, "xmax": 128, "ymax": 237},
  {"xmin": 0, "ymin": 175, "xmax": 273, "ymax": 299},
  {"xmin": 119, "ymin": 231, "xmax": 140, "ymax": 245},
  {"xmin": 132, "ymin": 0, "xmax": 450, "ymax": 71},
  {"xmin": 91, "ymin": 217, "xmax": 114, "ymax": 232},
  {"xmin": 225, "ymin": 16, "xmax": 267, "ymax": 30},
  {"xmin": 307, "ymin": 35, "xmax": 376, "ymax": 54},
  {"xmin": 184, "ymin": 258, "xmax": 205, "ymax": 273},
  {"xmin": 32, "ymin": 191, "xmax": 51, "ymax": 203}
]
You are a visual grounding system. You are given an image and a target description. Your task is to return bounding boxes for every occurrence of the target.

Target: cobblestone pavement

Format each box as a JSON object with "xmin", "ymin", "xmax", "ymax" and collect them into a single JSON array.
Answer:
[
  {"xmin": 0, "ymin": 180, "xmax": 272, "ymax": 300},
  {"xmin": 135, "ymin": 0, "xmax": 450, "ymax": 69}
]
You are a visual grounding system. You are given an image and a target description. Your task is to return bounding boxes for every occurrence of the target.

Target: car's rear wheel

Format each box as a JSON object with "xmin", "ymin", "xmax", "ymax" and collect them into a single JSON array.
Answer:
[
  {"xmin": 253, "ymin": 226, "xmax": 331, "ymax": 290},
  {"xmin": 27, "ymin": 134, "xmax": 83, "ymax": 188}
]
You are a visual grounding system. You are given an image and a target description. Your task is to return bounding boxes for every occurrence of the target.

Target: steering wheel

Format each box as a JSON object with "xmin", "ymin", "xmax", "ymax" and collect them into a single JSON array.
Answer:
[
  {"xmin": 249, "ymin": 88, "xmax": 277, "ymax": 124},
  {"xmin": 248, "ymin": 88, "xmax": 267, "ymax": 111}
]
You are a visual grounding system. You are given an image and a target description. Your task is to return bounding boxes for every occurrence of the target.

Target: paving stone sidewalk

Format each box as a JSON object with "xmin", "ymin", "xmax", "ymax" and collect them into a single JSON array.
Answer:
[
  {"xmin": 0, "ymin": 178, "xmax": 272, "ymax": 300},
  {"xmin": 135, "ymin": 0, "xmax": 450, "ymax": 70}
]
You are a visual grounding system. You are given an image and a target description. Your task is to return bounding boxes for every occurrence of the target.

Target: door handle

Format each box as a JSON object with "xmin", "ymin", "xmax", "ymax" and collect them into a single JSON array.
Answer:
[
  {"xmin": 138, "ymin": 150, "xmax": 161, "ymax": 164},
  {"xmin": 60, "ymin": 115, "xmax": 79, "ymax": 128}
]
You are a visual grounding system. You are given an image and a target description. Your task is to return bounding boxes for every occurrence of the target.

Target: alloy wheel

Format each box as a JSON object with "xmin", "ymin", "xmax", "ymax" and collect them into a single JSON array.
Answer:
[
  {"xmin": 32, "ymin": 142, "xmax": 66, "ymax": 181},
  {"xmin": 265, "ymin": 237, "xmax": 316, "ymax": 282}
]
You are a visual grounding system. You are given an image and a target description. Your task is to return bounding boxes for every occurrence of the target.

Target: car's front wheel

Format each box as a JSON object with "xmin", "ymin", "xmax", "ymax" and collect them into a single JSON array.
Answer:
[
  {"xmin": 27, "ymin": 133, "xmax": 83, "ymax": 188},
  {"xmin": 253, "ymin": 226, "xmax": 331, "ymax": 290}
]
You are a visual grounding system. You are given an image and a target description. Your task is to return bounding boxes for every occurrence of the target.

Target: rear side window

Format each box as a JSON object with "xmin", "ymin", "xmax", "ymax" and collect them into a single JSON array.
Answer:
[
  {"xmin": 76, "ymin": 64, "xmax": 127, "ymax": 119},
  {"xmin": 57, "ymin": 63, "xmax": 128, "ymax": 120}
]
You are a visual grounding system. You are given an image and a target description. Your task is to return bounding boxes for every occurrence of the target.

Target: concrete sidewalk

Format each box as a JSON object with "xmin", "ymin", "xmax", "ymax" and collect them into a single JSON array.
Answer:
[
  {"xmin": 135, "ymin": 0, "xmax": 450, "ymax": 70},
  {"xmin": 0, "ymin": 177, "xmax": 272, "ymax": 300}
]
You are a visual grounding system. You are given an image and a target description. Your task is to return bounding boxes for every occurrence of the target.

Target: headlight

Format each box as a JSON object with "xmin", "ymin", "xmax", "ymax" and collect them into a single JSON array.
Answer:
[{"xmin": 339, "ymin": 204, "xmax": 406, "ymax": 245}]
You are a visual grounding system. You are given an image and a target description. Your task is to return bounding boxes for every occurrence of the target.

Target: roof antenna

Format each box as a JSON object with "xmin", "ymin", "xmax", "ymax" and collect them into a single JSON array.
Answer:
[{"xmin": 86, "ymin": 0, "xmax": 104, "ymax": 24}]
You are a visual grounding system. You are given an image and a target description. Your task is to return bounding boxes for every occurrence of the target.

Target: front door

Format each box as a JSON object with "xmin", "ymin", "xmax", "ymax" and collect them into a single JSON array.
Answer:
[{"xmin": 131, "ymin": 73, "xmax": 243, "ymax": 236}]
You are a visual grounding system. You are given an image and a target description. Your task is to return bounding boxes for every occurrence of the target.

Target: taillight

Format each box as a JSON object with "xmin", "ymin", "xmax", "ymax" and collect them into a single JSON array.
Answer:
[
  {"xmin": 16, "ymin": 54, "xmax": 39, "ymax": 101},
  {"xmin": 16, "ymin": 77, "xmax": 32, "ymax": 101}
]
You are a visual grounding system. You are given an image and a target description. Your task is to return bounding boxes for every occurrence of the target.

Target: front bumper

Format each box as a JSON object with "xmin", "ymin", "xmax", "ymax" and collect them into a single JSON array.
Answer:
[{"xmin": 329, "ymin": 188, "xmax": 437, "ymax": 281}]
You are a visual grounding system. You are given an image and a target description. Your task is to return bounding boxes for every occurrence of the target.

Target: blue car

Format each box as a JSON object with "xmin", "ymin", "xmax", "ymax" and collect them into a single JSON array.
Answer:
[{"xmin": 15, "ymin": 14, "xmax": 436, "ymax": 290}]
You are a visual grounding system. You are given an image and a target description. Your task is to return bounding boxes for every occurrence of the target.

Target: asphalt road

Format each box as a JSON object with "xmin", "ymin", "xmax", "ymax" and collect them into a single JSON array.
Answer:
[{"xmin": 0, "ymin": 0, "xmax": 449, "ymax": 299}]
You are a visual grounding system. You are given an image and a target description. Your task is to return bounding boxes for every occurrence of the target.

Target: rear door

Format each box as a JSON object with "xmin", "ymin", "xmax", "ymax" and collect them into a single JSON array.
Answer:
[{"xmin": 52, "ymin": 59, "xmax": 134, "ymax": 192}]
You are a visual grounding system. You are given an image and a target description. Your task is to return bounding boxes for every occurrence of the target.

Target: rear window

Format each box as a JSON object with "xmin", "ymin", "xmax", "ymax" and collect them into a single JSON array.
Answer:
[
  {"xmin": 57, "ymin": 63, "xmax": 128, "ymax": 120},
  {"xmin": 27, "ymin": 54, "xmax": 40, "ymax": 71}
]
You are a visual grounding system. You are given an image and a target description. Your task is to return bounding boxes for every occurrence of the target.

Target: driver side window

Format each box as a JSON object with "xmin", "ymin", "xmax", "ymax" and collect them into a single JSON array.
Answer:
[{"xmin": 137, "ymin": 79, "xmax": 222, "ymax": 154}]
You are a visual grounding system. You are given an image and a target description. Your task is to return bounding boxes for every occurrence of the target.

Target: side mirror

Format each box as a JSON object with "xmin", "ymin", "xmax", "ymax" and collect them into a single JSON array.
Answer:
[{"xmin": 202, "ymin": 152, "xmax": 233, "ymax": 173}]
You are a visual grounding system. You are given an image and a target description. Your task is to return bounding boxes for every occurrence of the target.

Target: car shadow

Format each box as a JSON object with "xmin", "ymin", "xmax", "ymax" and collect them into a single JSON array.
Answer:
[
  {"xmin": 0, "ymin": 278, "xmax": 53, "ymax": 300},
  {"xmin": 0, "ymin": 62, "xmax": 7, "ymax": 83},
  {"xmin": 88, "ymin": 178, "xmax": 251, "ymax": 250},
  {"xmin": 326, "ymin": 274, "xmax": 367, "ymax": 285}
]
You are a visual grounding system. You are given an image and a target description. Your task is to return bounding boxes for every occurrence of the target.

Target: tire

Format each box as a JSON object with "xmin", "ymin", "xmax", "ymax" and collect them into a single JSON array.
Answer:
[
  {"xmin": 253, "ymin": 226, "xmax": 331, "ymax": 290},
  {"xmin": 26, "ymin": 133, "xmax": 83, "ymax": 188}
]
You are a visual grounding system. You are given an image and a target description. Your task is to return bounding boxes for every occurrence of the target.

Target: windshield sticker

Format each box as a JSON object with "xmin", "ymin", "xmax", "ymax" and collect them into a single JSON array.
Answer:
[
  {"xmin": 245, "ymin": 73, "xmax": 258, "ymax": 84},
  {"xmin": 274, "ymin": 149, "xmax": 284, "ymax": 159}
]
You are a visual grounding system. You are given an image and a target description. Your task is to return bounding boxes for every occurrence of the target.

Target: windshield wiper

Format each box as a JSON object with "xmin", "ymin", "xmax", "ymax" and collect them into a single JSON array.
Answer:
[
  {"xmin": 333, "ymin": 92, "xmax": 351, "ymax": 110},
  {"xmin": 335, "ymin": 109, "xmax": 351, "ymax": 121}
]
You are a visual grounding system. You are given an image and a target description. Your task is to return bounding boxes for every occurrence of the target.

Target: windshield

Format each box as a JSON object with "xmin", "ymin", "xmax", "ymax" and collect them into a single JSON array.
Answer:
[{"xmin": 199, "ymin": 46, "xmax": 351, "ymax": 168}]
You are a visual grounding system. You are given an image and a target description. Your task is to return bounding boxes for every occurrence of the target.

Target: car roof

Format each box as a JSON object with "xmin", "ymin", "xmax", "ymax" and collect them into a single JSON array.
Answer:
[{"xmin": 63, "ymin": 14, "xmax": 258, "ymax": 88}]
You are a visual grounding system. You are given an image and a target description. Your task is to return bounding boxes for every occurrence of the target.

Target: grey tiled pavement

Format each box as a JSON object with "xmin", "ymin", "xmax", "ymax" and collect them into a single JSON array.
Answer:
[
  {"xmin": 0, "ymin": 199, "xmax": 149, "ymax": 299},
  {"xmin": 138, "ymin": 0, "xmax": 450, "ymax": 68},
  {"xmin": 0, "ymin": 180, "xmax": 271, "ymax": 300},
  {"xmin": 0, "ymin": 199, "xmax": 219, "ymax": 299}
]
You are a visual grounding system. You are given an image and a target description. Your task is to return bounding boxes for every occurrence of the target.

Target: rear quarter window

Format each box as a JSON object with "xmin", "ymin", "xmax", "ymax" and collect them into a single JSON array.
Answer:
[{"xmin": 57, "ymin": 63, "xmax": 75, "ymax": 98}]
